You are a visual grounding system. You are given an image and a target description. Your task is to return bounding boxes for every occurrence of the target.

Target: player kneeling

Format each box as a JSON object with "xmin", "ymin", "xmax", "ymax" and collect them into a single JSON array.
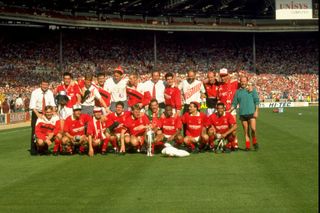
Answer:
[
  {"xmin": 106, "ymin": 101, "xmax": 130, "ymax": 154},
  {"xmin": 87, "ymin": 107, "xmax": 111, "ymax": 156},
  {"xmin": 207, "ymin": 102, "xmax": 237, "ymax": 153},
  {"xmin": 119, "ymin": 105, "xmax": 150, "ymax": 154},
  {"xmin": 181, "ymin": 102, "xmax": 209, "ymax": 153},
  {"xmin": 35, "ymin": 106, "xmax": 62, "ymax": 155},
  {"xmin": 61, "ymin": 104, "xmax": 92, "ymax": 155},
  {"xmin": 153, "ymin": 105, "xmax": 184, "ymax": 154}
]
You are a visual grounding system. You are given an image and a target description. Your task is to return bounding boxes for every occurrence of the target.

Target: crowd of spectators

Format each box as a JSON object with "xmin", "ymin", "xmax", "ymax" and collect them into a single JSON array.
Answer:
[{"xmin": 0, "ymin": 29, "xmax": 318, "ymax": 113}]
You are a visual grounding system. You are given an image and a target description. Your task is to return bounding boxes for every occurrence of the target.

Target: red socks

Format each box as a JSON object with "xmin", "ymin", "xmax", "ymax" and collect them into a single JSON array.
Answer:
[{"xmin": 252, "ymin": 137, "xmax": 257, "ymax": 145}]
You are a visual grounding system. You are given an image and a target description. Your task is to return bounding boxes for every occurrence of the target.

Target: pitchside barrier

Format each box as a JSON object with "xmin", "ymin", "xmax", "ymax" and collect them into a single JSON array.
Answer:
[{"xmin": 0, "ymin": 112, "xmax": 30, "ymax": 125}]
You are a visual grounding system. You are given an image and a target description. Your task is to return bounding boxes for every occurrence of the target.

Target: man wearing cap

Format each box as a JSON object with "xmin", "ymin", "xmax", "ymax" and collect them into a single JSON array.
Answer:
[
  {"xmin": 217, "ymin": 68, "xmax": 240, "ymax": 150},
  {"xmin": 181, "ymin": 101, "xmax": 209, "ymax": 153},
  {"xmin": 142, "ymin": 70, "xmax": 166, "ymax": 109},
  {"xmin": 62, "ymin": 104, "xmax": 92, "ymax": 155},
  {"xmin": 29, "ymin": 78, "xmax": 56, "ymax": 155},
  {"xmin": 87, "ymin": 107, "xmax": 111, "ymax": 156},
  {"xmin": 104, "ymin": 66, "xmax": 129, "ymax": 111},
  {"xmin": 179, "ymin": 70, "xmax": 206, "ymax": 114},
  {"xmin": 79, "ymin": 73, "xmax": 109, "ymax": 116},
  {"xmin": 229, "ymin": 76, "xmax": 260, "ymax": 151}
]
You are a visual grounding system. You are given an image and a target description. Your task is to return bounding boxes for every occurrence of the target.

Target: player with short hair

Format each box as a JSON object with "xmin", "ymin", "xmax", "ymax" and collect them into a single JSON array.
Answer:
[
  {"xmin": 79, "ymin": 73, "xmax": 109, "ymax": 116},
  {"xmin": 157, "ymin": 105, "xmax": 184, "ymax": 150},
  {"xmin": 87, "ymin": 107, "xmax": 111, "ymax": 156},
  {"xmin": 120, "ymin": 105, "xmax": 150, "ymax": 153},
  {"xmin": 104, "ymin": 66, "xmax": 129, "ymax": 111},
  {"xmin": 55, "ymin": 72, "xmax": 81, "ymax": 109},
  {"xmin": 203, "ymin": 71, "xmax": 219, "ymax": 116},
  {"xmin": 105, "ymin": 101, "xmax": 130, "ymax": 153},
  {"xmin": 62, "ymin": 104, "xmax": 92, "ymax": 155},
  {"xmin": 179, "ymin": 70, "xmax": 206, "ymax": 114},
  {"xmin": 34, "ymin": 106, "xmax": 61, "ymax": 155},
  {"xmin": 164, "ymin": 72, "xmax": 182, "ymax": 115},
  {"xmin": 207, "ymin": 102, "xmax": 237, "ymax": 153},
  {"xmin": 181, "ymin": 101, "xmax": 209, "ymax": 153},
  {"xmin": 230, "ymin": 76, "xmax": 260, "ymax": 151},
  {"xmin": 126, "ymin": 73, "xmax": 151, "ymax": 110},
  {"xmin": 93, "ymin": 72, "xmax": 111, "ymax": 114}
]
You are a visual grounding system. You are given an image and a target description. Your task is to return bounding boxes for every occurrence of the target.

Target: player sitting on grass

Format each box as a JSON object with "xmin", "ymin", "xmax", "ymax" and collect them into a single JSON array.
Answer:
[
  {"xmin": 61, "ymin": 104, "xmax": 92, "ymax": 155},
  {"xmin": 35, "ymin": 106, "xmax": 61, "ymax": 155},
  {"xmin": 87, "ymin": 107, "xmax": 111, "ymax": 156},
  {"xmin": 181, "ymin": 101, "xmax": 209, "ymax": 153},
  {"xmin": 120, "ymin": 104, "xmax": 150, "ymax": 154},
  {"xmin": 207, "ymin": 102, "xmax": 237, "ymax": 153}
]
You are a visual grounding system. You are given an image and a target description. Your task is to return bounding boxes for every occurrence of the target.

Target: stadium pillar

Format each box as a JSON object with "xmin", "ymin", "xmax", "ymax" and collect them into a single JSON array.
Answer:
[
  {"xmin": 59, "ymin": 30, "xmax": 63, "ymax": 71},
  {"xmin": 154, "ymin": 32, "xmax": 157, "ymax": 69},
  {"xmin": 253, "ymin": 33, "xmax": 256, "ymax": 73}
]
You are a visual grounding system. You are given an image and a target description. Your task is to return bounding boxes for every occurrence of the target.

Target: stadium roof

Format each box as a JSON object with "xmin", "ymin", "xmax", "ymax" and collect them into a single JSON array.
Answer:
[
  {"xmin": 0, "ymin": 0, "xmax": 276, "ymax": 19},
  {"xmin": 0, "ymin": 0, "xmax": 318, "ymax": 32}
]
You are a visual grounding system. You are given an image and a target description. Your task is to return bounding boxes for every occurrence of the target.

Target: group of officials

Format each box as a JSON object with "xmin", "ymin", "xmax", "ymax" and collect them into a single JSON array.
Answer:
[{"xmin": 29, "ymin": 66, "xmax": 260, "ymax": 156}]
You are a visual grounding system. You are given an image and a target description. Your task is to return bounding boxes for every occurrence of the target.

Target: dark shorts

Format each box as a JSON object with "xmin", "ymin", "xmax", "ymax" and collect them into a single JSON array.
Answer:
[
  {"xmin": 206, "ymin": 98, "xmax": 218, "ymax": 108},
  {"xmin": 240, "ymin": 114, "xmax": 255, "ymax": 121}
]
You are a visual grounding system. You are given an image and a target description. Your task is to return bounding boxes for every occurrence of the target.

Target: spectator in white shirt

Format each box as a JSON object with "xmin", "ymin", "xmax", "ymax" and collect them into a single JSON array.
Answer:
[{"xmin": 29, "ymin": 78, "xmax": 56, "ymax": 155}]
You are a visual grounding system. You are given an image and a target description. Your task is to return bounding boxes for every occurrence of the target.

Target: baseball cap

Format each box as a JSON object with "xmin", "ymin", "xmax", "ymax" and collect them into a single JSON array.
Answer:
[
  {"xmin": 93, "ymin": 106, "xmax": 102, "ymax": 113},
  {"xmin": 114, "ymin": 66, "xmax": 124, "ymax": 74},
  {"xmin": 72, "ymin": 104, "xmax": 82, "ymax": 111},
  {"xmin": 219, "ymin": 68, "xmax": 228, "ymax": 76}
]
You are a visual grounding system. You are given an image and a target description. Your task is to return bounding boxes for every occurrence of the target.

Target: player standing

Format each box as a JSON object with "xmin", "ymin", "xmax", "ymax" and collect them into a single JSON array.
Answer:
[
  {"xmin": 230, "ymin": 76, "xmax": 260, "ymax": 151},
  {"xmin": 217, "ymin": 68, "xmax": 240, "ymax": 150}
]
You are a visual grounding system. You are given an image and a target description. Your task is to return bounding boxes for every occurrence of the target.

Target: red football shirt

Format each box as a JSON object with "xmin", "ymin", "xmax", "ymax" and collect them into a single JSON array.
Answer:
[
  {"xmin": 35, "ymin": 116, "xmax": 59, "ymax": 140},
  {"xmin": 160, "ymin": 115, "xmax": 182, "ymax": 136},
  {"xmin": 106, "ymin": 111, "xmax": 131, "ymax": 134},
  {"xmin": 164, "ymin": 86, "xmax": 182, "ymax": 110},
  {"xmin": 181, "ymin": 112, "xmax": 207, "ymax": 137},
  {"xmin": 87, "ymin": 117, "xmax": 109, "ymax": 139},
  {"xmin": 64, "ymin": 114, "xmax": 92, "ymax": 136},
  {"xmin": 204, "ymin": 82, "xmax": 219, "ymax": 98},
  {"xmin": 208, "ymin": 112, "xmax": 236, "ymax": 134},
  {"xmin": 56, "ymin": 84, "xmax": 81, "ymax": 108},
  {"xmin": 218, "ymin": 80, "xmax": 239, "ymax": 110},
  {"xmin": 125, "ymin": 113, "xmax": 150, "ymax": 136}
]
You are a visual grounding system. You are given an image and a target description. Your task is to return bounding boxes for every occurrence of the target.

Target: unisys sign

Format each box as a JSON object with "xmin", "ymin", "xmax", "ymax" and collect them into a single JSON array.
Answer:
[{"xmin": 276, "ymin": 0, "xmax": 315, "ymax": 19}]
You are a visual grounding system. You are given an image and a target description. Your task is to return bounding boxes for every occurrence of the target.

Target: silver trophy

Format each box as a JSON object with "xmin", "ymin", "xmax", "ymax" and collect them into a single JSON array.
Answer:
[{"xmin": 146, "ymin": 127, "xmax": 154, "ymax": 157}]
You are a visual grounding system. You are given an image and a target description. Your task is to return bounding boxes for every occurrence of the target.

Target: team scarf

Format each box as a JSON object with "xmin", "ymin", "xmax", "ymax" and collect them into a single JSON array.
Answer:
[{"xmin": 93, "ymin": 117, "xmax": 106, "ymax": 140}]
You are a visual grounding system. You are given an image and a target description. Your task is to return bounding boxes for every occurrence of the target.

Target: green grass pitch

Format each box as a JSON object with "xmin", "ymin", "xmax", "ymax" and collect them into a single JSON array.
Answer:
[{"xmin": 0, "ymin": 107, "xmax": 318, "ymax": 213}]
